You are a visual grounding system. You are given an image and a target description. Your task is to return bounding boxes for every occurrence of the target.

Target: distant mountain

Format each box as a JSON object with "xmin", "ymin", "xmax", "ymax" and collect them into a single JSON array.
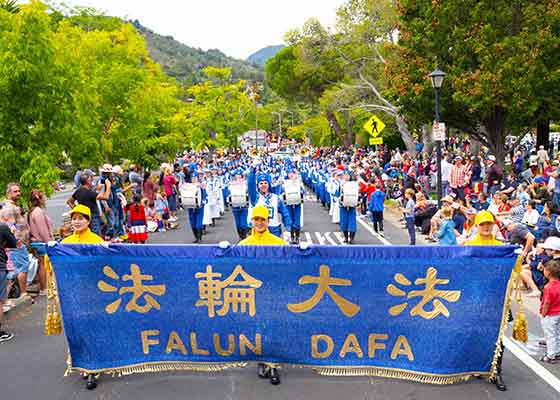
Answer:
[
  {"xmin": 131, "ymin": 20, "xmax": 264, "ymax": 84},
  {"xmin": 247, "ymin": 45, "xmax": 285, "ymax": 66}
]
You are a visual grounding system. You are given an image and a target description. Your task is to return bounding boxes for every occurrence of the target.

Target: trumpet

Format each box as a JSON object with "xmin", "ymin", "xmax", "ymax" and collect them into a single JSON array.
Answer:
[
  {"xmin": 299, "ymin": 147, "xmax": 310, "ymax": 157},
  {"xmin": 249, "ymin": 148, "xmax": 259, "ymax": 158}
]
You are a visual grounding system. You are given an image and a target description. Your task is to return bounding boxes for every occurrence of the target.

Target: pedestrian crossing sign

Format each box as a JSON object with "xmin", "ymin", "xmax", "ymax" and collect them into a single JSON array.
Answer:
[
  {"xmin": 369, "ymin": 137, "xmax": 383, "ymax": 145},
  {"xmin": 363, "ymin": 115, "xmax": 385, "ymax": 137}
]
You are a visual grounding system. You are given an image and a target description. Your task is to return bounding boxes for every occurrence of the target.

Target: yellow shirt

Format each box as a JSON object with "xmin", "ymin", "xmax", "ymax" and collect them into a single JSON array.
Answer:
[
  {"xmin": 464, "ymin": 234, "xmax": 503, "ymax": 246},
  {"xmin": 238, "ymin": 229, "xmax": 287, "ymax": 246},
  {"xmin": 61, "ymin": 228, "xmax": 104, "ymax": 244}
]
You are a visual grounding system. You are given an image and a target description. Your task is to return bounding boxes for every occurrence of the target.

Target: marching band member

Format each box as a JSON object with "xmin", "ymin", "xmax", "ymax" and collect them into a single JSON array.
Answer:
[
  {"xmin": 337, "ymin": 170, "xmax": 358, "ymax": 244},
  {"xmin": 283, "ymin": 167, "xmax": 305, "ymax": 244},
  {"xmin": 247, "ymin": 165, "xmax": 292, "ymax": 238},
  {"xmin": 186, "ymin": 172, "xmax": 207, "ymax": 244},
  {"xmin": 327, "ymin": 169, "xmax": 342, "ymax": 224},
  {"xmin": 229, "ymin": 169, "xmax": 250, "ymax": 240}
]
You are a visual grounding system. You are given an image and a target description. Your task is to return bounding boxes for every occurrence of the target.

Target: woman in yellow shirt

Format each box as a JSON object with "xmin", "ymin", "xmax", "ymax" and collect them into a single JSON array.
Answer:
[
  {"xmin": 238, "ymin": 205, "xmax": 285, "ymax": 384},
  {"xmin": 62, "ymin": 205, "xmax": 104, "ymax": 244}
]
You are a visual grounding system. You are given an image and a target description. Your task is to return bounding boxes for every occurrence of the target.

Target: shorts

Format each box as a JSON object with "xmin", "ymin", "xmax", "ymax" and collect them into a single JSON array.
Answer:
[
  {"xmin": 9, "ymin": 247, "xmax": 30, "ymax": 274},
  {"xmin": 0, "ymin": 270, "xmax": 7, "ymax": 301}
]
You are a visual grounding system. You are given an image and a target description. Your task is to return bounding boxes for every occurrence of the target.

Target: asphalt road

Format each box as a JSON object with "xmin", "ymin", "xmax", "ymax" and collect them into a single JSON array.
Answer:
[{"xmin": 1, "ymin": 188, "xmax": 560, "ymax": 400}]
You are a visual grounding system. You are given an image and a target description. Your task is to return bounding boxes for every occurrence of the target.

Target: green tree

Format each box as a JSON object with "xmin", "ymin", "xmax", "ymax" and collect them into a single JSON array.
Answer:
[{"xmin": 387, "ymin": 0, "xmax": 560, "ymax": 164}]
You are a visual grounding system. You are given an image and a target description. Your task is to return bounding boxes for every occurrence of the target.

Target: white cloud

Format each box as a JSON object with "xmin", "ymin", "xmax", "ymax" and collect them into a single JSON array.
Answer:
[{"xmin": 58, "ymin": 0, "xmax": 347, "ymax": 59}]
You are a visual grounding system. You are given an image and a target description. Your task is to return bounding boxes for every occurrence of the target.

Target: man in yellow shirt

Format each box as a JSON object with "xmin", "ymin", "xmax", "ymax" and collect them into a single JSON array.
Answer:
[
  {"xmin": 238, "ymin": 205, "xmax": 285, "ymax": 384},
  {"xmin": 239, "ymin": 205, "xmax": 287, "ymax": 246},
  {"xmin": 464, "ymin": 210, "xmax": 507, "ymax": 391},
  {"xmin": 61, "ymin": 205, "xmax": 104, "ymax": 244}
]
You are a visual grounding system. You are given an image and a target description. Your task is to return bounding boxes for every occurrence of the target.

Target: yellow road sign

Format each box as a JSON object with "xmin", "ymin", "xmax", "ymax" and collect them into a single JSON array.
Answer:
[
  {"xmin": 369, "ymin": 137, "xmax": 383, "ymax": 145},
  {"xmin": 363, "ymin": 115, "xmax": 385, "ymax": 137}
]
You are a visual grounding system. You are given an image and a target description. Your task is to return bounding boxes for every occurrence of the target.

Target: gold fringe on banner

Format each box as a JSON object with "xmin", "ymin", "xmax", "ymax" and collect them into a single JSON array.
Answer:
[
  {"xmin": 65, "ymin": 361, "xmax": 247, "ymax": 377},
  {"xmin": 309, "ymin": 366, "xmax": 475, "ymax": 385},
  {"xmin": 512, "ymin": 257, "xmax": 528, "ymax": 342},
  {"xmin": 45, "ymin": 256, "xmax": 62, "ymax": 336},
  {"xmin": 489, "ymin": 255, "xmax": 519, "ymax": 380}
]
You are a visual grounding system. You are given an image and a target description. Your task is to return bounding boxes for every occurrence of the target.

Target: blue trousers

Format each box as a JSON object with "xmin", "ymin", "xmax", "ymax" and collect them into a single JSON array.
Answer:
[
  {"xmin": 188, "ymin": 208, "xmax": 204, "ymax": 230},
  {"xmin": 405, "ymin": 216, "xmax": 416, "ymax": 245},
  {"xmin": 339, "ymin": 207, "xmax": 357, "ymax": 233},
  {"xmin": 287, "ymin": 205, "xmax": 302, "ymax": 230},
  {"xmin": 269, "ymin": 226, "xmax": 282, "ymax": 238},
  {"xmin": 232, "ymin": 207, "xmax": 249, "ymax": 230}
]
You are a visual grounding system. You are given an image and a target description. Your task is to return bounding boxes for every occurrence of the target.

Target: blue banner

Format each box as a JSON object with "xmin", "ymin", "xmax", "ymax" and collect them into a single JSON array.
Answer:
[{"xmin": 47, "ymin": 244, "xmax": 516, "ymax": 384}]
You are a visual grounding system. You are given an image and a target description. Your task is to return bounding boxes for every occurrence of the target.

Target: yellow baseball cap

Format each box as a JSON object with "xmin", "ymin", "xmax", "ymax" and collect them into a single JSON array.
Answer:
[
  {"xmin": 251, "ymin": 205, "xmax": 269, "ymax": 220},
  {"xmin": 474, "ymin": 210, "xmax": 495, "ymax": 225},
  {"xmin": 70, "ymin": 204, "xmax": 92, "ymax": 220}
]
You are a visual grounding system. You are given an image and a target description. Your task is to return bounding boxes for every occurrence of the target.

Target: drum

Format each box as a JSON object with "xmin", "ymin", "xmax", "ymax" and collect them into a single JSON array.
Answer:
[
  {"xmin": 229, "ymin": 183, "xmax": 248, "ymax": 208},
  {"xmin": 283, "ymin": 180, "xmax": 303, "ymax": 206},
  {"xmin": 340, "ymin": 181, "xmax": 359, "ymax": 208},
  {"xmin": 179, "ymin": 183, "xmax": 202, "ymax": 208}
]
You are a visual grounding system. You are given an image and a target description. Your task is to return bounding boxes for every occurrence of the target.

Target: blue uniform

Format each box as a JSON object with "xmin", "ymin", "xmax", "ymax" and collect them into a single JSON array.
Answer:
[{"xmin": 187, "ymin": 188, "xmax": 207, "ymax": 230}]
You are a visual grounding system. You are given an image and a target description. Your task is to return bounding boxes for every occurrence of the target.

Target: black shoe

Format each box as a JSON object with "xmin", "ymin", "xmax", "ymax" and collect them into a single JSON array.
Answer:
[
  {"xmin": 343, "ymin": 231, "xmax": 349, "ymax": 243},
  {"xmin": 192, "ymin": 230, "xmax": 198, "ymax": 243},
  {"xmin": 349, "ymin": 232, "xmax": 355, "ymax": 244},
  {"xmin": 0, "ymin": 331, "xmax": 14, "ymax": 343},
  {"xmin": 491, "ymin": 374, "xmax": 507, "ymax": 391},
  {"xmin": 269, "ymin": 367, "xmax": 280, "ymax": 385},
  {"xmin": 196, "ymin": 230, "xmax": 203, "ymax": 244},
  {"xmin": 257, "ymin": 363, "xmax": 270, "ymax": 379}
]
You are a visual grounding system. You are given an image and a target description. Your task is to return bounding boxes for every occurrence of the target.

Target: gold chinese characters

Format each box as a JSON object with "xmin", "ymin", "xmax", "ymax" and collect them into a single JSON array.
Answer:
[
  {"xmin": 288, "ymin": 265, "xmax": 361, "ymax": 317},
  {"xmin": 98, "ymin": 264, "xmax": 166, "ymax": 314},
  {"xmin": 195, "ymin": 265, "xmax": 263, "ymax": 318},
  {"xmin": 387, "ymin": 267, "xmax": 461, "ymax": 319}
]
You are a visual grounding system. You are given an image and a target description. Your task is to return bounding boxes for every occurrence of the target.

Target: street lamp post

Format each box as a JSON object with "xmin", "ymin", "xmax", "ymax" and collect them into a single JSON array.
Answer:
[{"xmin": 429, "ymin": 68, "xmax": 446, "ymax": 208}]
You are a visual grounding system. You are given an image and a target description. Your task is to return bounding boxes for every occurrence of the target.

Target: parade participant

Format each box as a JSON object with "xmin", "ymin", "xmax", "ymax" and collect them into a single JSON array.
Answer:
[
  {"xmin": 337, "ymin": 170, "xmax": 359, "ymax": 244},
  {"xmin": 229, "ymin": 170, "xmax": 250, "ymax": 240},
  {"xmin": 247, "ymin": 165, "xmax": 292, "ymax": 238},
  {"xmin": 283, "ymin": 167, "xmax": 304, "ymax": 244},
  {"xmin": 464, "ymin": 210, "xmax": 506, "ymax": 390},
  {"xmin": 238, "ymin": 205, "xmax": 285, "ymax": 384},
  {"xmin": 186, "ymin": 172, "xmax": 207, "ymax": 244},
  {"xmin": 62, "ymin": 205, "xmax": 104, "ymax": 244},
  {"xmin": 368, "ymin": 183, "xmax": 385, "ymax": 236},
  {"xmin": 327, "ymin": 169, "xmax": 341, "ymax": 224}
]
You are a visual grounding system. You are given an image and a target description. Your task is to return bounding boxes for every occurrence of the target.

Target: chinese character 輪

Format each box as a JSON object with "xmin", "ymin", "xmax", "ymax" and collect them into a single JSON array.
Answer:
[{"xmin": 195, "ymin": 265, "xmax": 262, "ymax": 318}]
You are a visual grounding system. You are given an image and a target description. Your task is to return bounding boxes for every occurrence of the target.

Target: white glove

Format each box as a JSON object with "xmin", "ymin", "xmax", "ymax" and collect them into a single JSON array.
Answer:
[
  {"xmin": 299, "ymin": 242, "xmax": 310, "ymax": 250},
  {"xmin": 219, "ymin": 241, "xmax": 231, "ymax": 249},
  {"xmin": 47, "ymin": 241, "xmax": 58, "ymax": 247}
]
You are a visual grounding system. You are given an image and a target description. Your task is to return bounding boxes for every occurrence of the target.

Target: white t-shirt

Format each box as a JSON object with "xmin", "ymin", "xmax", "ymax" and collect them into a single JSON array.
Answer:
[{"xmin": 441, "ymin": 160, "xmax": 453, "ymax": 182}]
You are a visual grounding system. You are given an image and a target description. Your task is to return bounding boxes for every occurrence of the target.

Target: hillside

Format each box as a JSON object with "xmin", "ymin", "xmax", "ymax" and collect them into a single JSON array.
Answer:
[
  {"xmin": 247, "ymin": 45, "xmax": 285, "ymax": 66},
  {"xmin": 131, "ymin": 20, "xmax": 264, "ymax": 84}
]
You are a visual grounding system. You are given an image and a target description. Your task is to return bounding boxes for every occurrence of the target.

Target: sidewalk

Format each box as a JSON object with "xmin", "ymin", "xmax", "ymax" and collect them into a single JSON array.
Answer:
[{"xmin": 2, "ymin": 295, "xmax": 33, "ymax": 319}]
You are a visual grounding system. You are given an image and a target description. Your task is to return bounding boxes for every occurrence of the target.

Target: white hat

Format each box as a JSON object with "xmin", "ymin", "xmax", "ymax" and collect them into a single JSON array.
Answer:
[
  {"xmin": 487, "ymin": 155, "xmax": 496, "ymax": 162},
  {"xmin": 112, "ymin": 165, "xmax": 123, "ymax": 175},
  {"xmin": 542, "ymin": 237, "xmax": 560, "ymax": 251},
  {"xmin": 100, "ymin": 163, "xmax": 113, "ymax": 173}
]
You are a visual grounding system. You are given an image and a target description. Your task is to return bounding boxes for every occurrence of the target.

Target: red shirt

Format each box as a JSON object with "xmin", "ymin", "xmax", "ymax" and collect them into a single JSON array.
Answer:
[{"xmin": 541, "ymin": 280, "xmax": 560, "ymax": 316}]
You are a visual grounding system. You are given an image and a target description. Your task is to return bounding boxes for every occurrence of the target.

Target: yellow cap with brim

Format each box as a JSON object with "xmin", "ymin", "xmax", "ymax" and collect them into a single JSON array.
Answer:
[
  {"xmin": 70, "ymin": 204, "xmax": 91, "ymax": 220},
  {"xmin": 251, "ymin": 205, "xmax": 269, "ymax": 220},
  {"xmin": 474, "ymin": 210, "xmax": 495, "ymax": 225}
]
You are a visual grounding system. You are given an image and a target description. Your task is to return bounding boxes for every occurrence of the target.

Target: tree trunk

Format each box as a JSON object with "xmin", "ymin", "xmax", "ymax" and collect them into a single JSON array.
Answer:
[
  {"xmin": 395, "ymin": 114, "xmax": 415, "ymax": 153},
  {"xmin": 483, "ymin": 107, "xmax": 507, "ymax": 169},
  {"xmin": 325, "ymin": 111, "xmax": 344, "ymax": 146},
  {"xmin": 345, "ymin": 110, "xmax": 354, "ymax": 148},
  {"xmin": 537, "ymin": 119, "xmax": 550, "ymax": 150},
  {"xmin": 421, "ymin": 124, "xmax": 433, "ymax": 154}
]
